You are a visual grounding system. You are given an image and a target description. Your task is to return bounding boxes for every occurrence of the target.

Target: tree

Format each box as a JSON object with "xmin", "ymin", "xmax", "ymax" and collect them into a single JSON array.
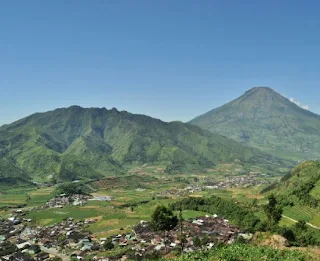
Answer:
[
  {"xmin": 295, "ymin": 220, "xmax": 307, "ymax": 231},
  {"xmin": 151, "ymin": 205, "xmax": 178, "ymax": 253},
  {"xmin": 103, "ymin": 238, "xmax": 114, "ymax": 250},
  {"xmin": 103, "ymin": 239, "xmax": 114, "ymax": 250},
  {"xmin": 263, "ymin": 194, "xmax": 283, "ymax": 229},
  {"xmin": 26, "ymin": 193, "xmax": 31, "ymax": 203},
  {"xmin": 54, "ymin": 182, "xmax": 88, "ymax": 196},
  {"xmin": 251, "ymin": 198, "xmax": 258, "ymax": 209},
  {"xmin": 178, "ymin": 205, "xmax": 186, "ymax": 253},
  {"xmin": 193, "ymin": 236, "xmax": 202, "ymax": 247}
]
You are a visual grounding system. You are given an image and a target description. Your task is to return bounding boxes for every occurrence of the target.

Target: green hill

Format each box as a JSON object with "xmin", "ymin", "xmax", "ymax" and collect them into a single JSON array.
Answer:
[
  {"xmin": 190, "ymin": 87, "xmax": 320, "ymax": 160},
  {"xmin": 0, "ymin": 158, "xmax": 34, "ymax": 189},
  {"xmin": 0, "ymin": 106, "xmax": 285, "ymax": 183},
  {"xmin": 265, "ymin": 161, "xmax": 320, "ymax": 208}
]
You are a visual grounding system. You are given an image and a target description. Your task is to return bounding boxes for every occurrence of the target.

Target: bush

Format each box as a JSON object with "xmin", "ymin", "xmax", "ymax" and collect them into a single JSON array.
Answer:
[{"xmin": 103, "ymin": 238, "xmax": 114, "ymax": 250}]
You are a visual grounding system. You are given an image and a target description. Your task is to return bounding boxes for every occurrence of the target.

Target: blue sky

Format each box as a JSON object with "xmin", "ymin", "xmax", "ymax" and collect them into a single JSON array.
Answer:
[{"xmin": 1, "ymin": 0, "xmax": 319, "ymax": 125}]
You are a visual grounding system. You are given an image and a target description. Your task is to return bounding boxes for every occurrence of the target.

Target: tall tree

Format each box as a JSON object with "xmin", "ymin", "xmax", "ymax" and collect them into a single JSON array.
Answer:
[
  {"xmin": 264, "ymin": 194, "xmax": 283, "ymax": 229},
  {"xmin": 178, "ymin": 205, "xmax": 186, "ymax": 253},
  {"xmin": 151, "ymin": 205, "xmax": 178, "ymax": 253}
]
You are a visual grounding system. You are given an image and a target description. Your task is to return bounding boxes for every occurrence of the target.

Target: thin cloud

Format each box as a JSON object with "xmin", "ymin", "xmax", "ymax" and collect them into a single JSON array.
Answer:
[{"xmin": 289, "ymin": 97, "xmax": 309, "ymax": 110}]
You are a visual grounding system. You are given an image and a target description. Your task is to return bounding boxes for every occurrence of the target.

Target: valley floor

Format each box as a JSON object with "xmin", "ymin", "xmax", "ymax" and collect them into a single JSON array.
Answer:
[{"xmin": 1, "ymin": 164, "xmax": 320, "ymax": 260}]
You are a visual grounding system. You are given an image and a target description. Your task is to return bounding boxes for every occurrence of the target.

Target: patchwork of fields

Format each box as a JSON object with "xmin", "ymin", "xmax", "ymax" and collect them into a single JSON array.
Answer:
[{"xmin": 1, "ymin": 166, "xmax": 320, "ymax": 239}]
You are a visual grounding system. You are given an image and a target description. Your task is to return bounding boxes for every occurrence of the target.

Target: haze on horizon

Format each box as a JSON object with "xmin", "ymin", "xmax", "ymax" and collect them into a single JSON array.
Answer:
[{"xmin": 1, "ymin": 1, "xmax": 320, "ymax": 126}]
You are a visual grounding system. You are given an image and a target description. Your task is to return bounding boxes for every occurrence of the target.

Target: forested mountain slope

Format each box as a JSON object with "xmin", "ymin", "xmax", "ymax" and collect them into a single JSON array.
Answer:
[{"xmin": 0, "ymin": 106, "xmax": 284, "ymax": 183}]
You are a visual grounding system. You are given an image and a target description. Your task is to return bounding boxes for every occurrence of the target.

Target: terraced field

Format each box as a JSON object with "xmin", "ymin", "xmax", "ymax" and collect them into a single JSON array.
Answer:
[
  {"xmin": 283, "ymin": 206, "xmax": 320, "ymax": 224},
  {"xmin": 0, "ymin": 187, "xmax": 36, "ymax": 207}
]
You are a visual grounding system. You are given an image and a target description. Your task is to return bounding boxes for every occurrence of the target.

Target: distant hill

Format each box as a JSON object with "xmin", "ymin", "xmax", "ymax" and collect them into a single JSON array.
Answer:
[
  {"xmin": 190, "ymin": 87, "xmax": 320, "ymax": 160},
  {"xmin": 0, "ymin": 158, "xmax": 34, "ymax": 189},
  {"xmin": 264, "ymin": 161, "xmax": 320, "ymax": 208},
  {"xmin": 0, "ymin": 106, "xmax": 285, "ymax": 183}
]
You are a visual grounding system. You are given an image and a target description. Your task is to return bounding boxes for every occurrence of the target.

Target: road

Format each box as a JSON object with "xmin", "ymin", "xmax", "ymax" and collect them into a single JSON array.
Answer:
[{"xmin": 282, "ymin": 215, "xmax": 320, "ymax": 230}]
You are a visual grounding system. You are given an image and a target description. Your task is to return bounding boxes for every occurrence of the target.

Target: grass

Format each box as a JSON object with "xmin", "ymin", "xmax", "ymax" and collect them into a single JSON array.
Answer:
[
  {"xmin": 27, "ymin": 187, "xmax": 55, "ymax": 206},
  {"xmin": 283, "ymin": 206, "xmax": 320, "ymax": 223},
  {"xmin": 181, "ymin": 210, "xmax": 211, "ymax": 219},
  {"xmin": 309, "ymin": 216, "xmax": 320, "ymax": 227},
  {"xmin": 0, "ymin": 186, "xmax": 54, "ymax": 208},
  {"xmin": 26, "ymin": 206, "xmax": 102, "ymax": 225},
  {"xmin": 279, "ymin": 216, "xmax": 296, "ymax": 227}
]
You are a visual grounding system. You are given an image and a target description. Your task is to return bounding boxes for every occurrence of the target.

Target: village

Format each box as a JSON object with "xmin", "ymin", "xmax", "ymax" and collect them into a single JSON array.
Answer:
[
  {"xmin": 0, "ymin": 208, "xmax": 99, "ymax": 261},
  {"xmin": 0, "ymin": 206, "xmax": 248, "ymax": 261},
  {"xmin": 156, "ymin": 173, "xmax": 270, "ymax": 198},
  {"xmin": 202, "ymin": 173, "xmax": 270, "ymax": 189},
  {"xmin": 0, "ymin": 179, "xmax": 254, "ymax": 261}
]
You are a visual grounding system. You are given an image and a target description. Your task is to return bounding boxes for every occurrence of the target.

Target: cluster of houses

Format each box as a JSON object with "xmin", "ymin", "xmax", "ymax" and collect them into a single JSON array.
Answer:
[
  {"xmin": 156, "ymin": 188, "xmax": 189, "ymax": 198},
  {"xmin": 156, "ymin": 173, "xmax": 271, "ymax": 199},
  {"xmin": 0, "ymin": 208, "xmax": 248, "ymax": 261},
  {"xmin": 43, "ymin": 194, "xmax": 114, "ymax": 209},
  {"xmin": 0, "ymin": 208, "xmax": 101, "ymax": 261},
  {"xmin": 0, "ymin": 212, "xmax": 47, "ymax": 261},
  {"xmin": 204, "ymin": 173, "xmax": 270, "ymax": 189},
  {"xmin": 92, "ymin": 215, "xmax": 246, "ymax": 261},
  {"xmin": 131, "ymin": 216, "xmax": 242, "ymax": 257},
  {"xmin": 44, "ymin": 194, "xmax": 92, "ymax": 208}
]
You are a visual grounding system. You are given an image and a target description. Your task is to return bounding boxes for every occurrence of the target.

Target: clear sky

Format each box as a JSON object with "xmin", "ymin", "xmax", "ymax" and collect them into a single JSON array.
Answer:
[{"xmin": 1, "ymin": 0, "xmax": 319, "ymax": 126}]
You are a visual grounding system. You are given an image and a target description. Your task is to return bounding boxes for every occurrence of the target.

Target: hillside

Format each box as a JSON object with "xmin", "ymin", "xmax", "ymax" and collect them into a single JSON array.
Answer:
[
  {"xmin": 0, "ymin": 106, "xmax": 285, "ymax": 183},
  {"xmin": 266, "ymin": 161, "xmax": 320, "ymax": 208},
  {"xmin": 0, "ymin": 158, "xmax": 34, "ymax": 189},
  {"xmin": 190, "ymin": 87, "xmax": 320, "ymax": 160}
]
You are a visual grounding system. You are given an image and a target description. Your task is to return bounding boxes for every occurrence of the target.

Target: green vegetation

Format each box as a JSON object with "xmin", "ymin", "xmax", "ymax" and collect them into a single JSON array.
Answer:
[
  {"xmin": 170, "ymin": 196, "xmax": 261, "ymax": 232},
  {"xmin": 170, "ymin": 193, "xmax": 320, "ymax": 248},
  {"xmin": 54, "ymin": 182, "xmax": 92, "ymax": 196},
  {"xmin": 190, "ymin": 87, "xmax": 320, "ymax": 160},
  {"xmin": 151, "ymin": 205, "xmax": 178, "ymax": 253},
  {"xmin": 0, "ymin": 105, "xmax": 286, "ymax": 183},
  {"xmin": 0, "ymin": 186, "xmax": 38, "ymax": 208},
  {"xmin": 152, "ymin": 244, "xmax": 309, "ymax": 261},
  {"xmin": 263, "ymin": 194, "xmax": 283, "ymax": 229},
  {"xmin": 264, "ymin": 161, "xmax": 320, "ymax": 221},
  {"xmin": 0, "ymin": 158, "xmax": 34, "ymax": 188}
]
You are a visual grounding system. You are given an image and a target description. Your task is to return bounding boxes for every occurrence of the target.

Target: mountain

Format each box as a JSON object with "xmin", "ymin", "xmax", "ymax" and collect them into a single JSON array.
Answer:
[
  {"xmin": 263, "ymin": 161, "xmax": 320, "ymax": 208},
  {"xmin": 0, "ymin": 106, "xmax": 284, "ymax": 183},
  {"xmin": 190, "ymin": 87, "xmax": 320, "ymax": 160}
]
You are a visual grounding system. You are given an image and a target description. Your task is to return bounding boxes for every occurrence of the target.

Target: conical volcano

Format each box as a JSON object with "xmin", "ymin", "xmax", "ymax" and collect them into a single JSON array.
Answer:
[{"xmin": 190, "ymin": 87, "xmax": 320, "ymax": 159}]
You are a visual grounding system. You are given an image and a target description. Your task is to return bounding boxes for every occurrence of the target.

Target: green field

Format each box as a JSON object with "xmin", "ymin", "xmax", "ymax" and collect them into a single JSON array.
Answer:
[
  {"xmin": 0, "ymin": 187, "xmax": 37, "ymax": 207},
  {"xmin": 283, "ymin": 206, "xmax": 320, "ymax": 223},
  {"xmin": 1, "ymin": 167, "xmax": 319, "ymax": 240},
  {"xmin": 0, "ymin": 176, "xmax": 205, "ymax": 238}
]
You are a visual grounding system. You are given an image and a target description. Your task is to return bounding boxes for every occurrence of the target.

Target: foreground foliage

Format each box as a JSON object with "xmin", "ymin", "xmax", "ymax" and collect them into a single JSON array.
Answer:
[{"xmin": 152, "ymin": 244, "xmax": 309, "ymax": 261}]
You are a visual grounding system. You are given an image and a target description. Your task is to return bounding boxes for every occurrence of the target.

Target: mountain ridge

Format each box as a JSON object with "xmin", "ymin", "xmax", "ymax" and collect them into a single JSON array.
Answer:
[{"xmin": 0, "ymin": 105, "xmax": 285, "ymax": 183}]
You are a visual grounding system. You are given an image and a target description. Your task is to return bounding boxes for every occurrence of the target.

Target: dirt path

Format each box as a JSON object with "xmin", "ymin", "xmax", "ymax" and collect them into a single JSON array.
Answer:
[{"xmin": 282, "ymin": 215, "xmax": 320, "ymax": 230}]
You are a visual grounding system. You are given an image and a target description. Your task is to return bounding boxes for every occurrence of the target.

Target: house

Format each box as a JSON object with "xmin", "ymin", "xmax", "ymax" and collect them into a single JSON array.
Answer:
[
  {"xmin": 71, "ymin": 251, "xmax": 86, "ymax": 260},
  {"xmin": 16, "ymin": 242, "xmax": 31, "ymax": 250},
  {"xmin": 0, "ymin": 235, "xmax": 5, "ymax": 243},
  {"xmin": 35, "ymin": 252, "xmax": 49, "ymax": 261}
]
